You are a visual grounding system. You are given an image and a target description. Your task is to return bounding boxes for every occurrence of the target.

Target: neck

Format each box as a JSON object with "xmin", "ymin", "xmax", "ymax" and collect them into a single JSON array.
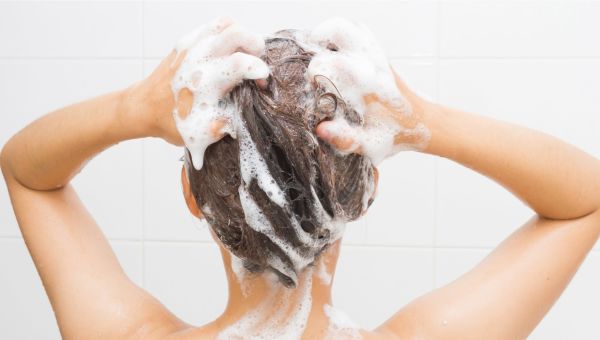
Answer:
[{"xmin": 212, "ymin": 240, "xmax": 344, "ymax": 338}]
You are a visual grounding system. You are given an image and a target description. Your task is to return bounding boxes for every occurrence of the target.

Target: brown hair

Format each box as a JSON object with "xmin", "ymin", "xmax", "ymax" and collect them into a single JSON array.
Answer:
[{"xmin": 185, "ymin": 30, "xmax": 375, "ymax": 288}]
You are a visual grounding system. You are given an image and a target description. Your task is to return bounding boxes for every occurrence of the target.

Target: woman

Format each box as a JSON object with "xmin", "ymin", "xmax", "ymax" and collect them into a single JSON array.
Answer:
[{"xmin": 2, "ymin": 18, "xmax": 600, "ymax": 339}]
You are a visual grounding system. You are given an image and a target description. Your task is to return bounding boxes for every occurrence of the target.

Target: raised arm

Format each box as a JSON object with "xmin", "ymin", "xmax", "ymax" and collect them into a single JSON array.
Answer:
[
  {"xmin": 304, "ymin": 18, "xmax": 600, "ymax": 337},
  {"xmin": 422, "ymin": 99, "xmax": 600, "ymax": 221},
  {"xmin": 0, "ymin": 52, "xmax": 190, "ymax": 339},
  {"xmin": 1, "ymin": 18, "xmax": 270, "ymax": 339},
  {"xmin": 318, "ymin": 75, "xmax": 600, "ymax": 339}
]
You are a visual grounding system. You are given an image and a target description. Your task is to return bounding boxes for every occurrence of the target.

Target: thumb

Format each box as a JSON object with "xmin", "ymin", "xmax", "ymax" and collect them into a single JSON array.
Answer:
[{"xmin": 316, "ymin": 120, "xmax": 361, "ymax": 153}]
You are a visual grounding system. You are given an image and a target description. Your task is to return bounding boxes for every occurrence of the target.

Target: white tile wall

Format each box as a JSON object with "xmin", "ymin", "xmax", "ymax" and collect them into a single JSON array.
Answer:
[
  {"xmin": 1, "ymin": 1, "xmax": 599, "ymax": 339},
  {"xmin": 143, "ymin": 241, "xmax": 228, "ymax": 325},
  {"xmin": 142, "ymin": 1, "xmax": 437, "ymax": 58},
  {"xmin": 334, "ymin": 246, "xmax": 435, "ymax": 330},
  {"xmin": 440, "ymin": 2, "xmax": 600, "ymax": 58}
]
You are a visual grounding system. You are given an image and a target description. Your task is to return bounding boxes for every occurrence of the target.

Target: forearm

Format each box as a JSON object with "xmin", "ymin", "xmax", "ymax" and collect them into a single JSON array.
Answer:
[
  {"xmin": 422, "ymin": 102, "xmax": 600, "ymax": 220},
  {"xmin": 1, "ymin": 90, "xmax": 148, "ymax": 191}
]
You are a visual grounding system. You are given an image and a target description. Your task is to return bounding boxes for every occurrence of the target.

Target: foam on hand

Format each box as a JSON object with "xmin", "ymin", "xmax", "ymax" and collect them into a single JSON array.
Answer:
[
  {"xmin": 303, "ymin": 17, "xmax": 430, "ymax": 165},
  {"xmin": 172, "ymin": 17, "xmax": 269, "ymax": 170}
]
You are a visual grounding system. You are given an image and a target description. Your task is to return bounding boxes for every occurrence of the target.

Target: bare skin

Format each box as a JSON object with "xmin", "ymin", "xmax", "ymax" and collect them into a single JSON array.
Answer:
[{"xmin": 3, "ymin": 33, "xmax": 600, "ymax": 340}]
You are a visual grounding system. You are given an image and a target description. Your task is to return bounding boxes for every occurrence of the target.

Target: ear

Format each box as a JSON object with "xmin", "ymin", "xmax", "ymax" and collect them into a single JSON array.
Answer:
[
  {"xmin": 368, "ymin": 166, "xmax": 379, "ymax": 204},
  {"xmin": 181, "ymin": 166, "xmax": 204, "ymax": 219}
]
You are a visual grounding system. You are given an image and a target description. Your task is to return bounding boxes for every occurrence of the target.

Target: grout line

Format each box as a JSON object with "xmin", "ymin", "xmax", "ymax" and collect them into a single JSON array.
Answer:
[{"xmin": 0, "ymin": 235, "xmax": 23, "ymax": 240}]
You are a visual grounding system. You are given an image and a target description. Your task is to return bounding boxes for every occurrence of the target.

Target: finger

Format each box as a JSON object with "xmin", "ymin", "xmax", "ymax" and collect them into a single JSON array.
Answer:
[
  {"xmin": 371, "ymin": 166, "xmax": 379, "ymax": 199},
  {"xmin": 210, "ymin": 23, "xmax": 265, "ymax": 57},
  {"xmin": 255, "ymin": 78, "xmax": 268, "ymax": 90},
  {"xmin": 219, "ymin": 52, "xmax": 270, "ymax": 93},
  {"xmin": 316, "ymin": 120, "xmax": 361, "ymax": 153},
  {"xmin": 163, "ymin": 50, "xmax": 177, "ymax": 65},
  {"xmin": 169, "ymin": 49, "xmax": 188, "ymax": 71},
  {"xmin": 209, "ymin": 118, "xmax": 229, "ymax": 140}
]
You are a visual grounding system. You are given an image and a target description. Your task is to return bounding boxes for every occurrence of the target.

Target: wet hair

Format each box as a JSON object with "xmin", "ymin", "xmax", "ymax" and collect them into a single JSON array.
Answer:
[{"xmin": 185, "ymin": 30, "xmax": 375, "ymax": 288}]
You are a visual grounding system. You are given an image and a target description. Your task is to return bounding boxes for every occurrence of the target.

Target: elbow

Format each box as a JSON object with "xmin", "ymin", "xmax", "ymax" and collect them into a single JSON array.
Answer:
[
  {"xmin": 0, "ymin": 140, "xmax": 16, "ymax": 184},
  {"xmin": 0, "ymin": 143, "xmax": 9, "ymax": 178}
]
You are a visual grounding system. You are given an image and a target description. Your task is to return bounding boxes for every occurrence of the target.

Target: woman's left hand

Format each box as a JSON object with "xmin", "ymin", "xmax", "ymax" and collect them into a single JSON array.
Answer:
[{"xmin": 121, "ymin": 17, "xmax": 269, "ymax": 148}]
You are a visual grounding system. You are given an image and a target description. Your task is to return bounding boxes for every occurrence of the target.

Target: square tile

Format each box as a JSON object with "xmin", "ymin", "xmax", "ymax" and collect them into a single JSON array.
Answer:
[
  {"xmin": 72, "ymin": 140, "xmax": 144, "ymax": 240},
  {"xmin": 143, "ymin": 241, "xmax": 228, "ymax": 325},
  {"xmin": 333, "ymin": 246, "xmax": 434, "ymax": 330},
  {"xmin": 439, "ymin": 59, "xmax": 600, "ymax": 158},
  {"xmin": 143, "ymin": 138, "xmax": 212, "ymax": 241},
  {"xmin": 143, "ymin": 1, "xmax": 436, "ymax": 58},
  {"xmin": 0, "ymin": 2, "xmax": 142, "ymax": 57},
  {"xmin": 365, "ymin": 152, "xmax": 436, "ymax": 247},
  {"xmin": 440, "ymin": 2, "xmax": 600, "ymax": 57}
]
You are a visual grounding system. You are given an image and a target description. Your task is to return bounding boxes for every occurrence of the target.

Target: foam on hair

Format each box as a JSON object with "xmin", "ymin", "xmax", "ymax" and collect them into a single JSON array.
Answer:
[{"xmin": 180, "ymin": 28, "xmax": 376, "ymax": 288}]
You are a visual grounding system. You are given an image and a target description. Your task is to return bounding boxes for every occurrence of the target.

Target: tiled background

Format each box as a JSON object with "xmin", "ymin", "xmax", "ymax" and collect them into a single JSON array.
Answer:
[{"xmin": 1, "ymin": 1, "xmax": 599, "ymax": 339}]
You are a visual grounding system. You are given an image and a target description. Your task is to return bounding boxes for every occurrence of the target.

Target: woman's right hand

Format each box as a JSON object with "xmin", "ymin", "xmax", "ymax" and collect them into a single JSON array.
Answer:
[{"xmin": 315, "ymin": 75, "xmax": 433, "ymax": 158}]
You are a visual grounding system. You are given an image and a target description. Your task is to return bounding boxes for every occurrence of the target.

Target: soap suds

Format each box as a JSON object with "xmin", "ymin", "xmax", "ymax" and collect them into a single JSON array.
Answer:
[
  {"xmin": 237, "ymin": 122, "xmax": 289, "ymax": 208},
  {"xmin": 323, "ymin": 304, "xmax": 362, "ymax": 340},
  {"xmin": 173, "ymin": 17, "xmax": 416, "ymax": 284},
  {"xmin": 231, "ymin": 255, "xmax": 251, "ymax": 297},
  {"xmin": 172, "ymin": 17, "xmax": 270, "ymax": 170},
  {"xmin": 303, "ymin": 17, "xmax": 430, "ymax": 165},
  {"xmin": 239, "ymin": 184, "xmax": 313, "ymax": 275},
  {"xmin": 217, "ymin": 268, "xmax": 314, "ymax": 340},
  {"xmin": 317, "ymin": 258, "xmax": 332, "ymax": 286}
]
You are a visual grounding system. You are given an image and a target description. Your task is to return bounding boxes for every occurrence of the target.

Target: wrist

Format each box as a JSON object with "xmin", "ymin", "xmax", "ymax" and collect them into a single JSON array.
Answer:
[
  {"xmin": 116, "ymin": 84, "xmax": 157, "ymax": 140},
  {"xmin": 420, "ymin": 101, "xmax": 460, "ymax": 160}
]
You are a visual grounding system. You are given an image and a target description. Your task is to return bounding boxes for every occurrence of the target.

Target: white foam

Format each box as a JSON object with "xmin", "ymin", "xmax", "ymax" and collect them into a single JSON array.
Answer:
[
  {"xmin": 172, "ymin": 17, "xmax": 269, "ymax": 170},
  {"xmin": 239, "ymin": 184, "xmax": 313, "ymax": 274},
  {"xmin": 317, "ymin": 259, "xmax": 332, "ymax": 286},
  {"xmin": 323, "ymin": 304, "xmax": 362, "ymax": 340},
  {"xmin": 217, "ymin": 267, "xmax": 314, "ymax": 340},
  {"xmin": 230, "ymin": 255, "xmax": 251, "ymax": 297},
  {"xmin": 303, "ymin": 17, "xmax": 430, "ymax": 165},
  {"xmin": 309, "ymin": 185, "xmax": 348, "ymax": 241},
  {"xmin": 173, "ymin": 18, "xmax": 406, "ymax": 284},
  {"xmin": 238, "ymin": 123, "xmax": 288, "ymax": 208}
]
